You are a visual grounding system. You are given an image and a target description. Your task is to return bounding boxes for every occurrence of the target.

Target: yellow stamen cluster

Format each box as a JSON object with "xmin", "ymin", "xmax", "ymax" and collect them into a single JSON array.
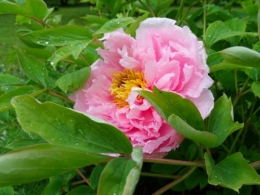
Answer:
[{"xmin": 110, "ymin": 69, "xmax": 147, "ymax": 108}]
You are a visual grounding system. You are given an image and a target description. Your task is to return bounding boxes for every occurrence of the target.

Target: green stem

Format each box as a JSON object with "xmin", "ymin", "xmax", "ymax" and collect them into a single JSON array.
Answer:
[
  {"xmin": 46, "ymin": 90, "xmax": 74, "ymax": 103},
  {"xmin": 152, "ymin": 167, "xmax": 196, "ymax": 195},
  {"xmin": 233, "ymin": 77, "xmax": 250, "ymax": 107},
  {"xmin": 250, "ymin": 161, "xmax": 260, "ymax": 170},
  {"xmin": 228, "ymin": 126, "xmax": 244, "ymax": 154},
  {"xmin": 203, "ymin": 0, "xmax": 207, "ymax": 41},
  {"xmin": 76, "ymin": 169, "xmax": 90, "ymax": 186},
  {"xmin": 234, "ymin": 69, "xmax": 238, "ymax": 94},
  {"xmin": 141, "ymin": 172, "xmax": 179, "ymax": 179},
  {"xmin": 143, "ymin": 158, "xmax": 205, "ymax": 167},
  {"xmin": 176, "ymin": 0, "xmax": 186, "ymax": 25}
]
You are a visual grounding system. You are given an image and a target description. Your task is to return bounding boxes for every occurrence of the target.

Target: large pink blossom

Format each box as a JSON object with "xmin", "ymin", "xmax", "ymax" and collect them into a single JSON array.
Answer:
[{"xmin": 70, "ymin": 18, "xmax": 214, "ymax": 154}]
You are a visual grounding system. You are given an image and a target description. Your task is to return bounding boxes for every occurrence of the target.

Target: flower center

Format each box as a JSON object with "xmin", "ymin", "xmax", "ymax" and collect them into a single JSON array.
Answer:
[{"xmin": 110, "ymin": 69, "xmax": 147, "ymax": 108}]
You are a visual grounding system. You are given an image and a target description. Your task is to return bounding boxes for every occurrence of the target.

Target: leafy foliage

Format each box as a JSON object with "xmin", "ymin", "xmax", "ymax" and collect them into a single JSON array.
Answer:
[{"xmin": 1, "ymin": 0, "xmax": 260, "ymax": 194}]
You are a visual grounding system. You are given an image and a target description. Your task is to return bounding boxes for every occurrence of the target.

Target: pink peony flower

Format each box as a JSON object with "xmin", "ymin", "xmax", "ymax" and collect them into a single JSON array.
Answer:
[{"xmin": 70, "ymin": 18, "xmax": 214, "ymax": 154}]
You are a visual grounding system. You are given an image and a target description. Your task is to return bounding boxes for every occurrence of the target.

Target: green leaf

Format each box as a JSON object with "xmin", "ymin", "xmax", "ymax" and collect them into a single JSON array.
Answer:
[
  {"xmin": 98, "ymin": 147, "xmax": 143, "ymax": 195},
  {"xmin": 225, "ymin": 18, "xmax": 246, "ymax": 46},
  {"xmin": 5, "ymin": 139, "xmax": 46, "ymax": 150},
  {"xmin": 95, "ymin": 17, "xmax": 135, "ymax": 35},
  {"xmin": 11, "ymin": 95, "xmax": 132, "ymax": 155},
  {"xmin": 139, "ymin": 87, "xmax": 205, "ymax": 131},
  {"xmin": 0, "ymin": 0, "xmax": 47, "ymax": 19},
  {"xmin": 125, "ymin": 13, "xmax": 148, "ymax": 37},
  {"xmin": 26, "ymin": 0, "xmax": 48, "ymax": 19},
  {"xmin": 42, "ymin": 172, "xmax": 76, "ymax": 195},
  {"xmin": 24, "ymin": 25, "xmax": 93, "ymax": 46},
  {"xmin": 205, "ymin": 21, "xmax": 245, "ymax": 48},
  {"xmin": 48, "ymin": 42, "xmax": 91, "ymax": 68},
  {"xmin": 252, "ymin": 82, "xmax": 260, "ymax": 97},
  {"xmin": 89, "ymin": 164, "xmax": 105, "ymax": 190},
  {"xmin": 56, "ymin": 67, "xmax": 90, "ymax": 93},
  {"xmin": 210, "ymin": 63, "xmax": 247, "ymax": 72},
  {"xmin": 0, "ymin": 186, "xmax": 13, "ymax": 195},
  {"xmin": 219, "ymin": 46, "xmax": 260, "ymax": 68},
  {"xmin": 0, "ymin": 144, "xmax": 109, "ymax": 187},
  {"xmin": 0, "ymin": 74, "xmax": 21, "ymax": 86},
  {"xmin": 0, "ymin": 86, "xmax": 39, "ymax": 112},
  {"xmin": 168, "ymin": 115, "xmax": 217, "ymax": 147},
  {"xmin": 208, "ymin": 94, "xmax": 243, "ymax": 147},
  {"xmin": 204, "ymin": 152, "xmax": 260, "ymax": 192},
  {"xmin": 15, "ymin": 47, "xmax": 49, "ymax": 88},
  {"xmin": 67, "ymin": 186, "xmax": 95, "ymax": 195}
]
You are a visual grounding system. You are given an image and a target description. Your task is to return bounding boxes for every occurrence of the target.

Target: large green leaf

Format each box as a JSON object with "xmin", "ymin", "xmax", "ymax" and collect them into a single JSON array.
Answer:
[
  {"xmin": 219, "ymin": 46, "xmax": 260, "ymax": 68},
  {"xmin": 139, "ymin": 87, "xmax": 205, "ymax": 131},
  {"xmin": 98, "ymin": 147, "xmax": 143, "ymax": 195},
  {"xmin": 205, "ymin": 152, "xmax": 260, "ymax": 192},
  {"xmin": 205, "ymin": 21, "xmax": 245, "ymax": 48},
  {"xmin": 0, "ymin": 0, "xmax": 48, "ymax": 19},
  {"xmin": 11, "ymin": 95, "xmax": 132, "ymax": 155},
  {"xmin": 15, "ymin": 47, "xmax": 49, "ymax": 88},
  {"xmin": 208, "ymin": 94, "xmax": 243, "ymax": 147},
  {"xmin": 168, "ymin": 115, "xmax": 217, "ymax": 147},
  {"xmin": 56, "ymin": 67, "xmax": 90, "ymax": 93},
  {"xmin": 24, "ymin": 25, "xmax": 93, "ymax": 46},
  {"xmin": 95, "ymin": 17, "xmax": 135, "ymax": 34},
  {"xmin": 0, "ymin": 86, "xmax": 39, "ymax": 112},
  {"xmin": 0, "ymin": 144, "xmax": 109, "ymax": 187}
]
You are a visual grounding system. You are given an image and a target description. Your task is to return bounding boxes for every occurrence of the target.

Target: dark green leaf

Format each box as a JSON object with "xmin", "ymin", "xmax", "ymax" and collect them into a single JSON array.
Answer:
[
  {"xmin": 205, "ymin": 21, "xmax": 245, "ymax": 48},
  {"xmin": 15, "ymin": 47, "xmax": 49, "ymax": 88},
  {"xmin": 95, "ymin": 17, "xmax": 135, "ymax": 35},
  {"xmin": 11, "ymin": 95, "xmax": 132, "ymax": 155},
  {"xmin": 67, "ymin": 186, "xmax": 95, "ymax": 195},
  {"xmin": 139, "ymin": 87, "xmax": 205, "ymax": 131},
  {"xmin": 168, "ymin": 115, "xmax": 217, "ymax": 147},
  {"xmin": 89, "ymin": 164, "xmax": 105, "ymax": 190},
  {"xmin": 42, "ymin": 172, "xmax": 76, "ymax": 195},
  {"xmin": 208, "ymin": 94, "xmax": 243, "ymax": 147},
  {"xmin": 0, "ymin": 144, "xmax": 109, "ymax": 187},
  {"xmin": 24, "ymin": 25, "xmax": 93, "ymax": 46},
  {"xmin": 98, "ymin": 147, "xmax": 143, "ymax": 195},
  {"xmin": 205, "ymin": 152, "xmax": 260, "ymax": 192},
  {"xmin": 5, "ymin": 139, "xmax": 46, "ymax": 150}
]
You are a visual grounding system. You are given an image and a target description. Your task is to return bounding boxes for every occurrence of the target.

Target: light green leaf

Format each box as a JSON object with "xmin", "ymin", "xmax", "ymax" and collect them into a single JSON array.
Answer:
[
  {"xmin": 139, "ymin": 87, "xmax": 205, "ymax": 131},
  {"xmin": 168, "ymin": 115, "xmax": 217, "ymax": 147},
  {"xmin": 219, "ymin": 46, "xmax": 260, "ymax": 68},
  {"xmin": 225, "ymin": 18, "xmax": 246, "ymax": 46},
  {"xmin": 11, "ymin": 95, "xmax": 132, "ymax": 155},
  {"xmin": 125, "ymin": 13, "xmax": 148, "ymax": 37},
  {"xmin": 252, "ymin": 82, "xmax": 260, "ymax": 97},
  {"xmin": 205, "ymin": 21, "xmax": 245, "ymax": 48},
  {"xmin": 95, "ymin": 17, "xmax": 135, "ymax": 34},
  {"xmin": 0, "ymin": 144, "xmax": 109, "ymax": 187},
  {"xmin": 67, "ymin": 186, "xmax": 95, "ymax": 195},
  {"xmin": 56, "ymin": 67, "xmax": 90, "ymax": 93},
  {"xmin": 208, "ymin": 94, "xmax": 243, "ymax": 147},
  {"xmin": 0, "ymin": 74, "xmax": 21, "ymax": 86},
  {"xmin": 205, "ymin": 152, "xmax": 260, "ymax": 192},
  {"xmin": 26, "ymin": 0, "xmax": 48, "ymax": 19},
  {"xmin": 15, "ymin": 47, "xmax": 49, "ymax": 88},
  {"xmin": 98, "ymin": 147, "xmax": 143, "ymax": 195},
  {"xmin": 210, "ymin": 63, "xmax": 248, "ymax": 72},
  {"xmin": 24, "ymin": 25, "xmax": 93, "ymax": 46},
  {"xmin": 0, "ymin": 0, "xmax": 29, "ymax": 15},
  {"xmin": 0, "ymin": 186, "xmax": 13, "ymax": 195},
  {"xmin": 48, "ymin": 42, "xmax": 90, "ymax": 68},
  {"xmin": 0, "ymin": 86, "xmax": 39, "ymax": 112}
]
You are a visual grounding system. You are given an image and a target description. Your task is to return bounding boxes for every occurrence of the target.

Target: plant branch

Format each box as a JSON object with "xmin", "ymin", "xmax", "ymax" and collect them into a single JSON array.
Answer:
[
  {"xmin": 138, "ymin": 0, "xmax": 156, "ymax": 17},
  {"xmin": 46, "ymin": 90, "xmax": 74, "ymax": 103},
  {"xmin": 143, "ymin": 158, "xmax": 205, "ymax": 167},
  {"xmin": 153, "ymin": 167, "xmax": 196, "ymax": 195},
  {"xmin": 141, "ymin": 172, "xmax": 179, "ymax": 179},
  {"xmin": 76, "ymin": 169, "xmax": 90, "ymax": 186}
]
